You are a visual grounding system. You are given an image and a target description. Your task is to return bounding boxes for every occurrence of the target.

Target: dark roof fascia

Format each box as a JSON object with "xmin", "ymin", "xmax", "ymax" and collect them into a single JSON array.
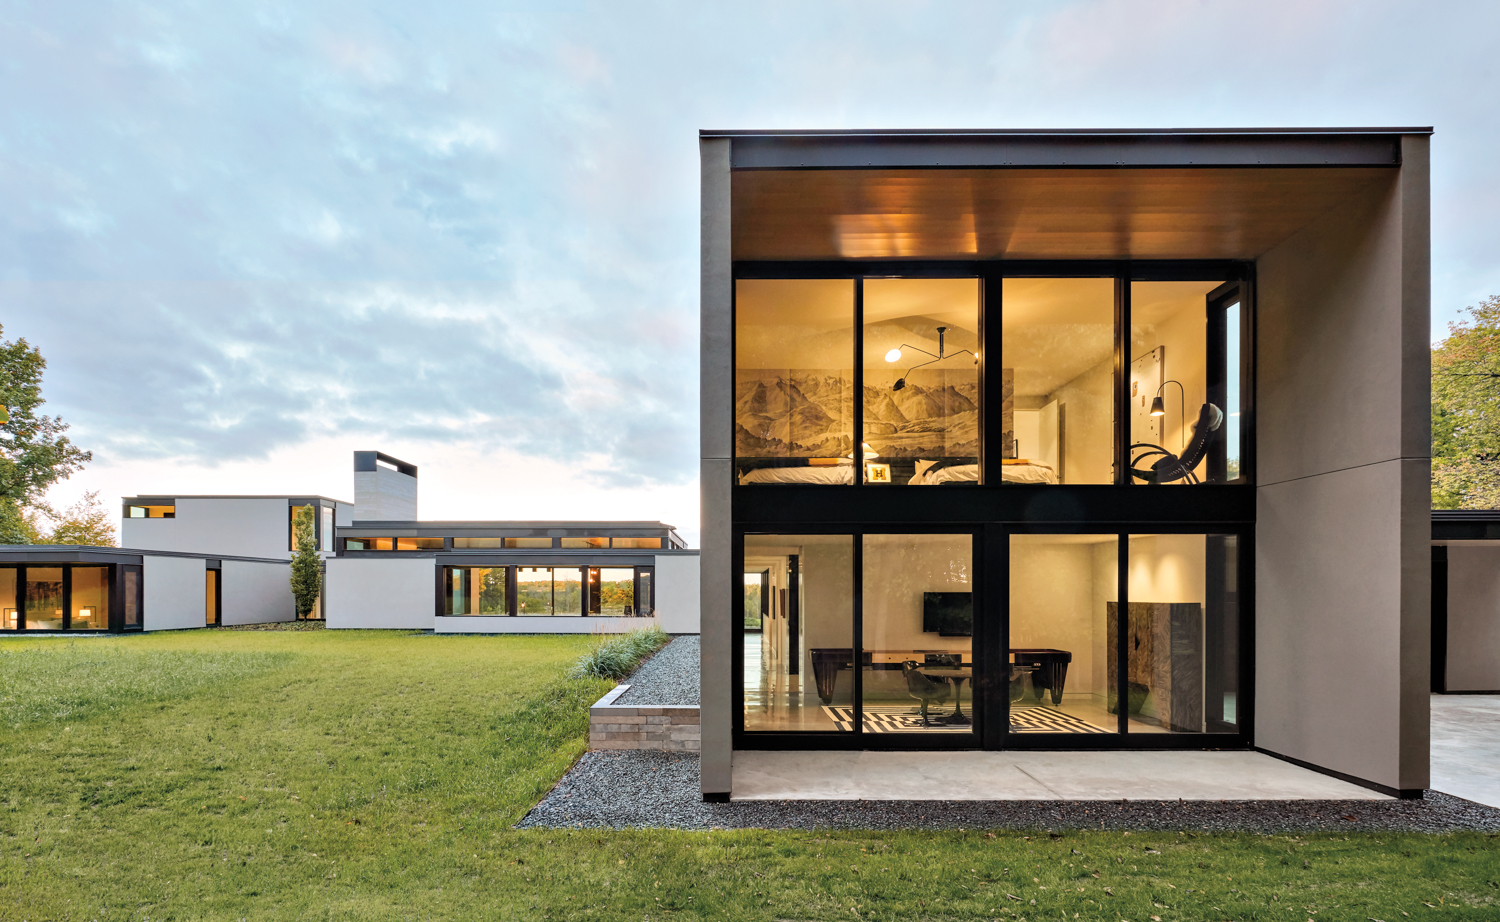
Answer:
[
  {"xmin": 1433, "ymin": 509, "xmax": 1500, "ymax": 540},
  {"xmin": 343, "ymin": 520, "xmax": 678, "ymax": 532},
  {"xmin": 354, "ymin": 451, "xmax": 418, "ymax": 477},
  {"xmin": 0, "ymin": 546, "xmax": 291, "ymax": 565},
  {"xmin": 123, "ymin": 495, "xmax": 351, "ymax": 506},
  {"xmin": 703, "ymin": 127, "xmax": 1431, "ymax": 171}
]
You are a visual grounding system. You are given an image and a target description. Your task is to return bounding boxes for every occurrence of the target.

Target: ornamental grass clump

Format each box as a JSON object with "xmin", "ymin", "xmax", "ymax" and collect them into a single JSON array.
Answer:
[{"xmin": 570, "ymin": 625, "xmax": 670, "ymax": 681}]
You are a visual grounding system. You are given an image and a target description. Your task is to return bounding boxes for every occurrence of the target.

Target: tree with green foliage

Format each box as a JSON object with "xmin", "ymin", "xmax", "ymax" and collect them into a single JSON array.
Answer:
[
  {"xmin": 0, "ymin": 324, "xmax": 92, "ymax": 542},
  {"xmin": 289, "ymin": 505, "xmax": 323, "ymax": 619},
  {"xmin": 1432, "ymin": 295, "xmax": 1500, "ymax": 508}
]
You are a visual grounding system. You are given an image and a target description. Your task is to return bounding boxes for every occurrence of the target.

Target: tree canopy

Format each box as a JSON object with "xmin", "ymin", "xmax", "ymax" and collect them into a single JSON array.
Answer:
[
  {"xmin": 1432, "ymin": 295, "xmax": 1500, "ymax": 508},
  {"xmin": 0, "ymin": 324, "xmax": 93, "ymax": 542}
]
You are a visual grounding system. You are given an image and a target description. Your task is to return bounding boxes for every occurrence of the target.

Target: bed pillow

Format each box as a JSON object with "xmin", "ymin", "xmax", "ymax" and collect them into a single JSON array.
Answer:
[{"xmin": 914, "ymin": 459, "xmax": 938, "ymax": 480}]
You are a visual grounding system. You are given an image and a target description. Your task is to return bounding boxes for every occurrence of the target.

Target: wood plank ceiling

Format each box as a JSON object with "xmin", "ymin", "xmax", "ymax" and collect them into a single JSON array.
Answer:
[{"xmin": 731, "ymin": 167, "xmax": 1394, "ymax": 261}]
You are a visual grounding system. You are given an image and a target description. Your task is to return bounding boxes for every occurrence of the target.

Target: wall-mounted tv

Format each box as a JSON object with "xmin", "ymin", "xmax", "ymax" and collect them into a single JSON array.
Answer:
[{"xmin": 923, "ymin": 591, "xmax": 972, "ymax": 637}]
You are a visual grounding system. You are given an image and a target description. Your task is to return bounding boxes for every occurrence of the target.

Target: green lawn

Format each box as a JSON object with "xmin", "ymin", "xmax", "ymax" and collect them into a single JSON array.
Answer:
[{"xmin": 0, "ymin": 629, "xmax": 1496, "ymax": 920}]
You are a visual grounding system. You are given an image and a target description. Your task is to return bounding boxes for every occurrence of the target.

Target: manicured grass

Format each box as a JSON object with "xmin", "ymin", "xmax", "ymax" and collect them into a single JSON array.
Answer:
[{"xmin": 0, "ymin": 629, "xmax": 1495, "ymax": 920}]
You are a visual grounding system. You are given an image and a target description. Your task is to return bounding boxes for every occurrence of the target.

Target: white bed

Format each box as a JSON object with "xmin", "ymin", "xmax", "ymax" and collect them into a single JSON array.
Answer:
[
  {"xmin": 738, "ymin": 465, "xmax": 854, "ymax": 485},
  {"xmin": 908, "ymin": 460, "xmax": 1059, "ymax": 486}
]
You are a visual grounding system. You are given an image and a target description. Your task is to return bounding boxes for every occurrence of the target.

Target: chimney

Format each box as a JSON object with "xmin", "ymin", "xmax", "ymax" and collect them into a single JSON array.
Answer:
[{"xmin": 353, "ymin": 451, "xmax": 418, "ymax": 522}]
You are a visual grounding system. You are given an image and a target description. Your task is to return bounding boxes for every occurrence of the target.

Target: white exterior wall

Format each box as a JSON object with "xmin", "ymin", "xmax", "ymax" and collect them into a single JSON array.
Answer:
[
  {"xmin": 354, "ymin": 468, "xmax": 417, "ymax": 521},
  {"xmin": 221, "ymin": 560, "xmax": 295, "ymax": 626},
  {"xmin": 654, "ymin": 553, "xmax": 701, "ymax": 634},
  {"xmin": 325, "ymin": 557, "xmax": 435, "ymax": 629},
  {"xmin": 124, "ymin": 498, "xmax": 290, "ymax": 560},
  {"xmin": 143, "ymin": 555, "xmax": 206, "ymax": 631}
]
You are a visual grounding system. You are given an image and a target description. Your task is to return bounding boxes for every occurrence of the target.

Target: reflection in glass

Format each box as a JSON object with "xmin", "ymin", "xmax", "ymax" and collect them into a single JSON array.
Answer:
[
  {"xmin": 612, "ymin": 537, "xmax": 664, "ymax": 549},
  {"xmin": 589, "ymin": 567, "xmax": 635, "ymax": 614},
  {"xmin": 636, "ymin": 570, "xmax": 653, "ymax": 616},
  {"xmin": 1122, "ymin": 534, "xmax": 1239, "ymax": 733},
  {"xmin": 395, "ymin": 537, "xmax": 444, "ymax": 550},
  {"xmin": 562, "ymin": 537, "xmax": 609, "ymax": 549},
  {"xmin": 1001, "ymin": 279, "xmax": 1114, "ymax": 484},
  {"xmin": 862, "ymin": 280, "xmax": 981, "ymax": 486},
  {"xmin": 744, "ymin": 534, "xmax": 852, "ymax": 732},
  {"xmin": 25, "ymin": 567, "xmax": 64, "ymax": 630},
  {"xmin": 322, "ymin": 507, "xmax": 334, "ymax": 552},
  {"xmin": 1, "ymin": 568, "xmax": 16, "ymax": 629},
  {"xmin": 1009, "ymin": 535, "xmax": 1118, "ymax": 733},
  {"xmin": 506, "ymin": 538, "xmax": 552, "ymax": 549},
  {"xmin": 453, "ymin": 538, "xmax": 505, "ymax": 548},
  {"xmin": 1225, "ymin": 300, "xmax": 1242, "ymax": 479},
  {"xmin": 1128, "ymin": 281, "xmax": 1228, "ymax": 485},
  {"xmin": 735, "ymin": 280, "xmax": 855, "ymax": 485},
  {"xmin": 124, "ymin": 570, "xmax": 139, "ymax": 628},
  {"xmin": 861, "ymin": 534, "xmax": 974, "ymax": 733},
  {"xmin": 205, "ymin": 569, "xmax": 219, "ymax": 627},
  {"xmin": 447, "ymin": 567, "xmax": 509, "ymax": 616},
  {"xmin": 515, "ymin": 567, "xmax": 582, "ymax": 615}
]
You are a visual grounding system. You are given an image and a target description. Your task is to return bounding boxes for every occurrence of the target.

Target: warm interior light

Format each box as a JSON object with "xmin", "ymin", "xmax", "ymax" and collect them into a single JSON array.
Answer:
[
  {"xmin": 884, "ymin": 348, "xmax": 902, "ymax": 363},
  {"xmin": 1149, "ymin": 396, "xmax": 1165, "ymax": 417}
]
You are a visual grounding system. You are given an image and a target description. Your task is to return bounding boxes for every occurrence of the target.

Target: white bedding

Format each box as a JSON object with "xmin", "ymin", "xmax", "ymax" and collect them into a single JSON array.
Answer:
[
  {"xmin": 907, "ymin": 461, "xmax": 1059, "ymax": 486},
  {"xmin": 738, "ymin": 465, "xmax": 854, "ymax": 485},
  {"xmin": 738, "ymin": 460, "xmax": 1059, "ymax": 485}
]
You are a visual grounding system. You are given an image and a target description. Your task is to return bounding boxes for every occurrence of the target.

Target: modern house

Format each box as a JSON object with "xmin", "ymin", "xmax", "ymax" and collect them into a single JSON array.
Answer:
[
  {"xmin": 699, "ymin": 128, "xmax": 1431, "ymax": 800},
  {"xmin": 1432, "ymin": 510, "xmax": 1500, "ymax": 694},
  {"xmin": 323, "ymin": 453, "xmax": 700, "ymax": 633}
]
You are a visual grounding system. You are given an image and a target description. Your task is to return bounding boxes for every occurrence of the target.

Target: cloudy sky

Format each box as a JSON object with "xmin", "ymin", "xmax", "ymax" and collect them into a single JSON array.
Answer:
[{"xmin": 4, "ymin": 0, "xmax": 1497, "ymax": 544}]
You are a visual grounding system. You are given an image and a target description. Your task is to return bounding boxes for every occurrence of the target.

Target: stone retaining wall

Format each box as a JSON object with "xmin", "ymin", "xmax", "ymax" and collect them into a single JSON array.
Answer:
[{"xmin": 588, "ymin": 685, "xmax": 701, "ymax": 752}]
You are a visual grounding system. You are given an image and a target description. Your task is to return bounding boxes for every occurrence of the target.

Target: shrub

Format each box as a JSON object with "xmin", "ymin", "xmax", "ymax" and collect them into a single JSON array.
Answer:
[{"xmin": 569, "ymin": 626, "xmax": 670, "ymax": 681}]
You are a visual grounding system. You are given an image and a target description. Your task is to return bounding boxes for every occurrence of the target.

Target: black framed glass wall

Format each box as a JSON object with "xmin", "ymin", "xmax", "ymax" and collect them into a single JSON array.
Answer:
[
  {"xmin": 440, "ymin": 565, "xmax": 656, "ymax": 618},
  {"xmin": 0, "ymin": 565, "xmax": 114, "ymax": 631},
  {"xmin": 733, "ymin": 264, "xmax": 1253, "ymax": 488}
]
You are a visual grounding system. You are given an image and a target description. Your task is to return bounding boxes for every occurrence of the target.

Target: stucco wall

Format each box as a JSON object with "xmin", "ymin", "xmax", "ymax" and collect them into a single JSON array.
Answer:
[
  {"xmin": 654, "ymin": 553, "xmax": 701, "ymax": 633},
  {"xmin": 325, "ymin": 557, "xmax": 436, "ymax": 629},
  {"xmin": 1255, "ymin": 135, "xmax": 1430, "ymax": 794},
  {"xmin": 124, "ymin": 498, "xmax": 290, "ymax": 560},
  {"xmin": 220, "ymin": 560, "xmax": 294, "ymax": 626},
  {"xmin": 143, "ymin": 555, "xmax": 206, "ymax": 631},
  {"xmin": 1445, "ymin": 544, "xmax": 1500, "ymax": 692}
]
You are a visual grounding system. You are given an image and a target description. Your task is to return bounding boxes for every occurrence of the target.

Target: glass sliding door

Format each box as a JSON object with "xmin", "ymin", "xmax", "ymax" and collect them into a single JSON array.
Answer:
[
  {"xmin": 1000, "ymin": 279, "xmax": 1115, "ymax": 484},
  {"xmin": 743, "ymin": 534, "xmax": 852, "ymax": 733},
  {"xmin": 1122, "ymin": 534, "xmax": 1240, "ymax": 734},
  {"xmin": 860, "ymin": 534, "xmax": 975, "ymax": 735},
  {"xmin": 862, "ymin": 279, "xmax": 981, "ymax": 486},
  {"xmin": 1008, "ymin": 534, "xmax": 1118, "ymax": 734},
  {"xmin": 735, "ymin": 280, "xmax": 856, "ymax": 485}
]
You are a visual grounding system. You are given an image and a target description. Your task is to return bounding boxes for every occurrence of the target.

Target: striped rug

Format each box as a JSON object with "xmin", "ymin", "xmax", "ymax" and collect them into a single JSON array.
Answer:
[{"xmin": 822, "ymin": 704, "xmax": 1111, "ymax": 734}]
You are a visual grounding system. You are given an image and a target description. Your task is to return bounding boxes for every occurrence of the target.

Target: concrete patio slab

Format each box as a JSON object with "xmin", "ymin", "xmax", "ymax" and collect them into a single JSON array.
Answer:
[
  {"xmin": 1431, "ymin": 695, "xmax": 1500, "ymax": 809},
  {"xmin": 731, "ymin": 750, "xmax": 1390, "ymax": 802}
]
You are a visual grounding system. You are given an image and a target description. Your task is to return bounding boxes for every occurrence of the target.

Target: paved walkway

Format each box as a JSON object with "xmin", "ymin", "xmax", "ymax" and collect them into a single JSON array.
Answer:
[
  {"xmin": 1431, "ymin": 694, "xmax": 1500, "ymax": 809},
  {"xmin": 732, "ymin": 750, "xmax": 1388, "ymax": 801}
]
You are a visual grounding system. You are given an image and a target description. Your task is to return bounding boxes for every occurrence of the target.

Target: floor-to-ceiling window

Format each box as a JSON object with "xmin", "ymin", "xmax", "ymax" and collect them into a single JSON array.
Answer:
[{"xmin": 732, "ymin": 263, "xmax": 1253, "ymax": 751}]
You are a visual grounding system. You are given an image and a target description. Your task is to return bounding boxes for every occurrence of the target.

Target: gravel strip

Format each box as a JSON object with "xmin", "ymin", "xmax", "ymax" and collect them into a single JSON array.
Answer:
[
  {"xmin": 519, "ymin": 750, "xmax": 1500, "ymax": 833},
  {"xmin": 615, "ymin": 636, "xmax": 699, "ymax": 706}
]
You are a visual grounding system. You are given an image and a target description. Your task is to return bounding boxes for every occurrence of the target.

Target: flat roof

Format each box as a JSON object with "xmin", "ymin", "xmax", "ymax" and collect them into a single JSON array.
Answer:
[
  {"xmin": 344, "ymin": 520, "xmax": 678, "ymax": 530},
  {"xmin": 123, "ymin": 495, "xmax": 351, "ymax": 504},
  {"xmin": 0, "ymin": 546, "xmax": 291, "ymax": 564},
  {"xmin": 1433, "ymin": 510, "xmax": 1500, "ymax": 541},
  {"xmin": 704, "ymin": 127, "xmax": 1430, "ymax": 172}
]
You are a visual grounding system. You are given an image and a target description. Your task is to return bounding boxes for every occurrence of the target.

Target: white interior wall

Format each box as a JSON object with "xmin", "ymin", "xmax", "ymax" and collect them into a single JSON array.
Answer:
[
  {"xmin": 1049, "ymin": 359, "xmax": 1113, "ymax": 484},
  {"xmin": 142, "ymin": 555, "xmax": 206, "ymax": 631}
]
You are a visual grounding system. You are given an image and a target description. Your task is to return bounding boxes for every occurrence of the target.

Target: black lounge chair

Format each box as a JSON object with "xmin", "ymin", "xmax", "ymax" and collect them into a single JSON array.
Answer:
[
  {"xmin": 901, "ymin": 661, "xmax": 953, "ymax": 727},
  {"xmin": 1129, "ymin": 403, "xmax": 1224, "ymax": 485}
]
